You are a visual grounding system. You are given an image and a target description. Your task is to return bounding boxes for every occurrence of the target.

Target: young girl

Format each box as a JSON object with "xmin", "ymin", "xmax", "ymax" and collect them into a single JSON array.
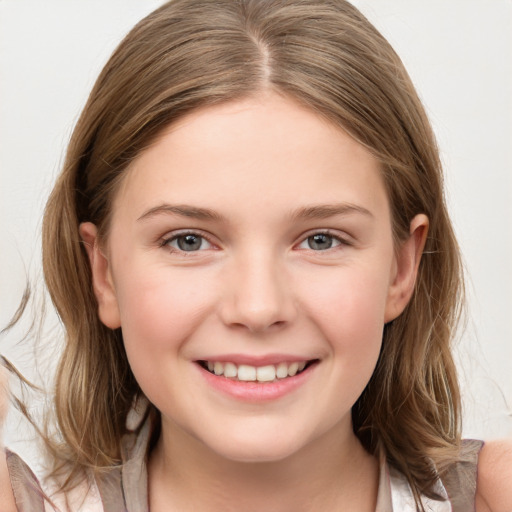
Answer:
[{"xmin": 1, "ymin": 0, "xmax": 511, "ymax": 511}]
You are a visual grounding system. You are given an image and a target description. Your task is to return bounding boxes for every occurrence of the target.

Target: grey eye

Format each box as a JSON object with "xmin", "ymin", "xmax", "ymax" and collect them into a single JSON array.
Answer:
[
  {"xmin": 180, "ymin": 234, "xmax": 202, "ymax": 251},
  {"xmin": 297, "ymin": 232, "xmax": 344, "ymax": 251},
  {"xmin": 307, "ymin": 233, "xmax": 334, "ymax": 250},
  {"xmin": 169, "ymin": 234, "xmax": 211, "ymax": 251}
]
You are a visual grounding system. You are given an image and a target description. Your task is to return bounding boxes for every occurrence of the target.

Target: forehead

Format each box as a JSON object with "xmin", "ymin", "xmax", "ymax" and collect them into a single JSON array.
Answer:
[{"xmin": 112, "ymin": 92, "xmax": 388, "ymax": 224}]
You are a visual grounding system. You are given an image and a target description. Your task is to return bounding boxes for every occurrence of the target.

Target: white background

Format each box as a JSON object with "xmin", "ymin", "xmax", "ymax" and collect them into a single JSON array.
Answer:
[{"xmin": 1, "ymin": 0, "xmax": 511, "ymax": 468}]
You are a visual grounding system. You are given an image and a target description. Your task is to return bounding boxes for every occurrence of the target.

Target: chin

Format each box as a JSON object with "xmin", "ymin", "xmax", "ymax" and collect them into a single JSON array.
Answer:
[
  {"xmin": 206, "ymin": 432, "xmax": 306, "ymax": 464},
  {"xmin": 216, "ymin": 446, "xmax": 298, "ymax": 464}
]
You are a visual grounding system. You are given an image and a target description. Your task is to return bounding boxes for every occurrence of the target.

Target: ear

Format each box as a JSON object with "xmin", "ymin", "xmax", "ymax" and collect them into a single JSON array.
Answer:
[
  {"xmin": 384, "ymin": 214, "xmax": 429, "ymax": 323},
  {"xmin": 79, "ymin": 222, "xmax": 121, "ymax": 329}
]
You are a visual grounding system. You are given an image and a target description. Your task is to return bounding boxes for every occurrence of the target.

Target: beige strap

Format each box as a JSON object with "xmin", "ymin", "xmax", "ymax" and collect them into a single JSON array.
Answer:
[
  {"xmin": 442, "ymin": 439, "xmax": 484, "ymax": 512},
  {"xmin": 95, "ymin": 467, "xmax": 125, "ymax": 512},
  {"xmin": 6, "ymin": 449, "xmax": 45, "ymax": 512}
]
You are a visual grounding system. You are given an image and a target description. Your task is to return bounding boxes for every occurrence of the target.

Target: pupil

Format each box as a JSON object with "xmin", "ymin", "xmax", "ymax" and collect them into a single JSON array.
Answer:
[
  {"xmin": 309, "ymin": 234, "xmax": 332, "ymax": 250},
  {"xmin": 178, "ymin": 234, "xmax": 202, "ymax": 251}
]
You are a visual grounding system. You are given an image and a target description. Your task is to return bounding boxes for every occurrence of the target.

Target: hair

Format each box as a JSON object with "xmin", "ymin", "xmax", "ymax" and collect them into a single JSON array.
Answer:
[{"xmin": 37, "ymin": 0, "xmax": 463, "ymax": 507}]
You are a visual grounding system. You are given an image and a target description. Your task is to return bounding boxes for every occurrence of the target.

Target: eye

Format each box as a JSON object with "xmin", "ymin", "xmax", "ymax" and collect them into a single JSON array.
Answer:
[
  {"xmin": 163, "ymin": 232, "xmax": 213, "ymax": 252},
  {"xmin": 297, "ymin": 232, "xmax": 344, "ymax": 251}
]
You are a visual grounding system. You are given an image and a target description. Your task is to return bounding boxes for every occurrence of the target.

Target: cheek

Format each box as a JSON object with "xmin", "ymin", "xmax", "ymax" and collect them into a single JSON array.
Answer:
[
  {"xmin": 113, "ymin": 265, "xmax": 217, "ymax": 359},
  {"xmin": 297, "ymin": 265, "xmax": 390, "ymax": 359}
]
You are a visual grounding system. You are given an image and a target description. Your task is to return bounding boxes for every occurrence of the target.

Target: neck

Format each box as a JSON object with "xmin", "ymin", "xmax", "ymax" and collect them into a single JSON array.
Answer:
[{"xmin": 148, "ymin": 417, "xmax": 379, "ymax": 512}]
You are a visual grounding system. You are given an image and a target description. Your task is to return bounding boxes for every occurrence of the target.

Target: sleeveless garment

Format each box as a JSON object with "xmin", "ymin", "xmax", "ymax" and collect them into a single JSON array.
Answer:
[{"xmin": 6, "ymin": 419, "xmax": 483, "ymax": 512}]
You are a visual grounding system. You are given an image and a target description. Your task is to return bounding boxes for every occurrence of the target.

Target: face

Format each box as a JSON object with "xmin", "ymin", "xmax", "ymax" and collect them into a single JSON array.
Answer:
[{"xmin": 82, "ymin": 92, "xmax": 426, "ymax": 464}]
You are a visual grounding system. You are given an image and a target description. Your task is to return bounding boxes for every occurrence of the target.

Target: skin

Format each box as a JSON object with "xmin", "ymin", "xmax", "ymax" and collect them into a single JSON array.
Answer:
[
  {"xmin": 0, "ymin": 367, "xmax": 16, "ymax": 512},
  {"xmin": 1, "ymin": 92, "xmax": 508, "ymax": 511},
  {"xmin": 78, "ymin": 79, "xmax": 512, "ymax": 512},
  {"xmin": 81, "ymin": 91, "xmax": 428, "ymax": 511},
  {"xmin": 475, "ymin": 440, "xmax": 512, "ymax": 512}
]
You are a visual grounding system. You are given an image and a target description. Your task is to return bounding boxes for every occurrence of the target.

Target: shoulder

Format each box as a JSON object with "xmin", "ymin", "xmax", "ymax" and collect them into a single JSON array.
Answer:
[
  {"xmin": 3, "ymin": 448, "xmax": 48, "ymax": 511},
  {"xmin": 1, "ymin": 450, "xmax": 18, "ymax": 512},
  {"xmin": 475, "ymin": 438, "xmax": 512, "ymax": 512},
  {"xmin": 0, "ymin": 367, "xmax": 16, "ymax": 511}
]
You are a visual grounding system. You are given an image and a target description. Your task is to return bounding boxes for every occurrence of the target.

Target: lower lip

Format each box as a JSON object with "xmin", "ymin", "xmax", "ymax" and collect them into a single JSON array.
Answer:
[{"xmin": 196, "ymin": 363, "xmax": 318, "ymax": 402}]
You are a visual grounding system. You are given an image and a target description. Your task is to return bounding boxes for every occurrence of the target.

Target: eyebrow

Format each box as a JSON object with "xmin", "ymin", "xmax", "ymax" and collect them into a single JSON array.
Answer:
[
  {"xmin": 137, "ymin": 204, "xmax": 225, "ymax": 222},
  {"xmin": 289, "ymin": 203, "xmax": 374, "ymax": 221},
  {"xmin": 137, "ymin": 202, "xmax": 373, "ymax": 223}
]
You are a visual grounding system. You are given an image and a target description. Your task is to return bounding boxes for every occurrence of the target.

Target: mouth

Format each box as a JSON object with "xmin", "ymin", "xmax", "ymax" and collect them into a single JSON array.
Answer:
[{"xmin": 197, "ymin": 360, "xmax": 318, "ymax": 383}]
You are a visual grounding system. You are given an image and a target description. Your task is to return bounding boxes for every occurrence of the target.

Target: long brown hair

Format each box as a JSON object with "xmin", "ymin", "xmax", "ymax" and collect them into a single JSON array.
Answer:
[{"xmin": 39, "ymin": 0, "xmax": 462, "ymax": 506}]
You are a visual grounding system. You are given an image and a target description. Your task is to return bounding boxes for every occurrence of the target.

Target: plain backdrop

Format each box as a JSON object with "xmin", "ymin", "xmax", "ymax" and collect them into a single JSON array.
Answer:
[{"xmin": 1, "ymin": 0, "xmax": 511, "ymax": 470}]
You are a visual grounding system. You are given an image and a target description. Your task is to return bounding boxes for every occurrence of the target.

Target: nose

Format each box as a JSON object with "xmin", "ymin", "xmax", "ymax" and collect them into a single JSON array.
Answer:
[{"xmin": 218, "ymin": 252, "xmax": 296, "ymax": 333}]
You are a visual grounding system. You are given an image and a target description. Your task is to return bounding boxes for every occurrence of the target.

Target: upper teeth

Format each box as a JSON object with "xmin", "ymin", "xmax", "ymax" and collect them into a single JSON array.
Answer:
[{"xmin": 205, "ymin": 361, "xmax": 307, "ymax": 382}]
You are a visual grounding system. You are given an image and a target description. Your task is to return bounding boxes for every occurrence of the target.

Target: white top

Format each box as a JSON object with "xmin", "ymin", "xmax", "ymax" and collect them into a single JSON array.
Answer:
[{"xmin": 7, "ymin": 407, "xmax": 481, "ymax": 511}]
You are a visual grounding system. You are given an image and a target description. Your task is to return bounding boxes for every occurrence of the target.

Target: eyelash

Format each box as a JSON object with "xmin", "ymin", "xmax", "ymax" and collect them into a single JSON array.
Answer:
[
  {"xmin": 159, "ymin": 230, "xmax": 215, "ymax": 255},
  {"xmin": 159, "ymin": 229, "xmax": 351, "ymax": 255},
  {"xmin": 297, "ymin": 230, "xmax": 352, "ymax": 252}
]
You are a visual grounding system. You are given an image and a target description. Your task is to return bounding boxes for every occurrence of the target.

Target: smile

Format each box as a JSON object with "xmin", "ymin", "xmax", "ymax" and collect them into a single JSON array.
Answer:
[{"xmin": 199, "ymin": 360, "xmax": 314, "ymax": 382}]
